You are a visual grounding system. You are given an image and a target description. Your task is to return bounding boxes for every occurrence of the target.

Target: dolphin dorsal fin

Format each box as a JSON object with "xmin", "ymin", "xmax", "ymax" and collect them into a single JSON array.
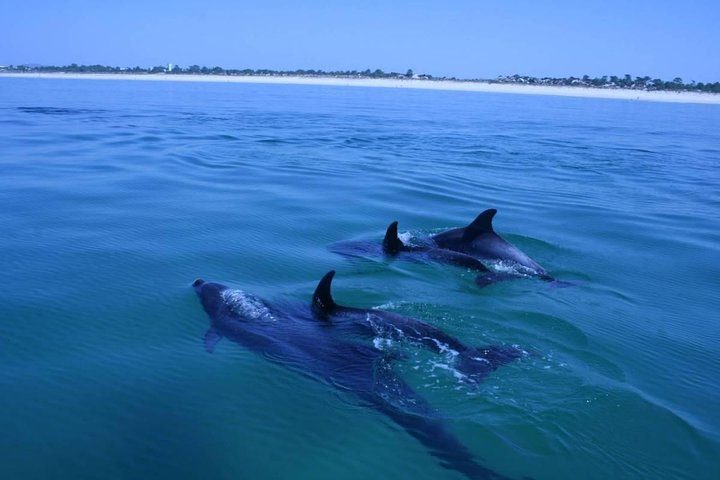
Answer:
[
  {"xmin": 462, "ymin": 209, "xmax": 497, "ymax": 241},
  {"xmin": 312, "ymin": 270, "xmax": 337, "ymax": 315},
  {"xmin": 383, "ymin": 221, "xmax": 404, "ymax": 255}
]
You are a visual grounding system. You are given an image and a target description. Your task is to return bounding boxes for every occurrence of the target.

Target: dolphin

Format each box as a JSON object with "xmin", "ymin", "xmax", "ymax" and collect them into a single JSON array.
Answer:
[
  {"xmin": 193, "ymin": 271, "xmax": 523, "ymax": 479},
  {"xmin": 311, "ymin": 271, "xmax": 524, "ymax": 381},
  {"xmin": 431, "ymin": 209, "xmax": 554, "ymax": 283},
  {"xmin": 330, "ymin": 221, "xmax": 511, "ymax": 287}
]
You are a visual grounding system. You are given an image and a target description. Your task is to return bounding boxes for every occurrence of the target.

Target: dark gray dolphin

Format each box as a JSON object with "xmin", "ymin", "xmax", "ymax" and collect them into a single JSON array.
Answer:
[
  {"xmin": 331, "ymin": 221, "xmax": 511, "ymax": 287},
  {"xmin": 312, "ymin": 271, "xmax": 524, "ymax": 382},
  {"xmin": 432, "ymin": 209, "xmax": 553, "ymax": 283},
  {"xmin": 193, "ymin": 272, "xmax": 523, "ymax": 479},
  {"xmin": 383, "ymin": 221, "xmax": 485, "ymax": 269}
]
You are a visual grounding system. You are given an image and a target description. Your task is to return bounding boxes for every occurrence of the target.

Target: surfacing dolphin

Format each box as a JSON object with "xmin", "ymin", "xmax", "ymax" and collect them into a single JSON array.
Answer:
[
  {"xmin": 330, "ymin": 221, "xmax": 509, "ymax": 287},
  {"xmin": 311, "ymin": 271, "xmax": 524, "ymax": 383},
  {"xmin": 430, "ymin": 209, "xmax": 554, "ymax": 283},
  {"xmin": 193, "ymin": 271, "xmax": 523, "ymax": 480}
]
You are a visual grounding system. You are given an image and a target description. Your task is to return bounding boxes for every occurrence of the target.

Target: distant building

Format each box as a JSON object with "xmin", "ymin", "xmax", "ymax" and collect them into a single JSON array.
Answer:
[{"xmin": 167, "ymin": 63, "xmax": 173, "ymax": 72}]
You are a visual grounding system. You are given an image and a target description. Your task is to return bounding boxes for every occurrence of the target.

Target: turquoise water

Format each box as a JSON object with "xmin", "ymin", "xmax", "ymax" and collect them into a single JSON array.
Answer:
[{"xmin": 1, "ymin": 77, "xmax": 719, "ymax": 479}]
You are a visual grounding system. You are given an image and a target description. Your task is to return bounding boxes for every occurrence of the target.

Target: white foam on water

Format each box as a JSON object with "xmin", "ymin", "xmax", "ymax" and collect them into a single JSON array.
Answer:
[
  {"xmin": 424, "ymin": 337, "xmax": 459, "ymax": 357},
  {"xmin": 372, "ymin": 301, "xmax": 402, "ymax": 310},
  {"xmin": 468, "ymin": 356, "xmax": 492, "ymax": 364},
  {"xmin": 373, "ymin": 337, "xmax": 394, "ymax": 350},
  {"xmin": 429, "ymin": 361, "xmax": 467, "ymax": 381},
  {"xmin": 486, "ymin": 259, "xmax": 540, "ymax": 277},
  {"xmin": 398, "ymin": 231, "xmax": 414, "ymax": 244},
  {"xmin": 365, "ymin": 313, "xmax": 407, "ymax": 340}
]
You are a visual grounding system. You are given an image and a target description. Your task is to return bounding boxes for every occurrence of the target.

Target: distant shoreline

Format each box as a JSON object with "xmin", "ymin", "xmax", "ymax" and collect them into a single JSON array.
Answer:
[{"xmin": 3, "ymin": 72, "xmax": 720, "ymax": 105}]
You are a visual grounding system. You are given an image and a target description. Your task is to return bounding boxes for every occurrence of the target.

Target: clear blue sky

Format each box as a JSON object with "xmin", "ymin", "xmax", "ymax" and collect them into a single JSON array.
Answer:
[{"xmin": 2, "ymin": 0, "xmax": 719, "ymax": 81}]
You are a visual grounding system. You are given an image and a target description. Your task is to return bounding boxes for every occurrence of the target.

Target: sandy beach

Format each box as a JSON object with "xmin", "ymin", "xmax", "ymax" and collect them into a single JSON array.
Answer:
[{"xmin": 2, "ymin": 72, "xmax": 719, "ymax": 105}]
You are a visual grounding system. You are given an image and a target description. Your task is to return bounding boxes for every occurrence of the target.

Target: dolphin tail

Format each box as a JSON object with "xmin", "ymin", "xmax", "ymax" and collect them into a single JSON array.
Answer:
[
  {"xmin": 383, "ymin": 221, "xmax": 405, "ymax": 255},
  {"xmin": 456, "ymin": 345, "xmax": 523, "ymax": 382},
  {"xmin": 370, "ymin": 360, "xmax": 511, "ymax": 480},
  {"xmin": 379, "ymin": 406, "xmax": 512, "ymax": 479}
]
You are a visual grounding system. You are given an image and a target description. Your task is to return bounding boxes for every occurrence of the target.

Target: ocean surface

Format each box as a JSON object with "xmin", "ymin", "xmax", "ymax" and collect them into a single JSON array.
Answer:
[{"xmin": 1, "ymin": 77, "xmax": 719, "ymax": 480}]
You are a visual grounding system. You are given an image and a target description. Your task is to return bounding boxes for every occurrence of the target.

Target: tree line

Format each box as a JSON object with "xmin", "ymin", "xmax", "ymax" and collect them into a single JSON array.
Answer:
[
  {"xmin": 2, "ymin": 64, "xmax": 718, "ymax": 93},
  {"xmin": 493, "ymin": 74, "xmax": 720, "ymax": 93},
  {"xmin": 3, "ymin": 64, "xmax": 421, "ymax": 79}
]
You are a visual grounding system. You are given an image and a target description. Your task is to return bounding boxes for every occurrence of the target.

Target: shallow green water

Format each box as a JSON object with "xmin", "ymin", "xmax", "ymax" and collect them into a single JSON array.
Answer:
[{"xmin": 1, "ymin": 77, "xmax": 719, "ymax": 479}]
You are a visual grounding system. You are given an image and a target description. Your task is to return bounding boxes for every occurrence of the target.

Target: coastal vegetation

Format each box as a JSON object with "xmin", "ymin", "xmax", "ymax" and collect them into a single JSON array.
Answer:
[
  {"xmin": 492, "ymin": 74, "xmax": 720, "ymax": 93},
  {"xmin": 2, "ymin": 63, "xmax": 719, "ymax": 93}
]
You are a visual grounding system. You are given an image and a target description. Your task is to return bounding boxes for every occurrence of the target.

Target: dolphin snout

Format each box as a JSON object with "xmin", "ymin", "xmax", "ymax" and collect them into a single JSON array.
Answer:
[{"xmin": 192, "ymin": 278, "xmax": 205, "ymax": 288}]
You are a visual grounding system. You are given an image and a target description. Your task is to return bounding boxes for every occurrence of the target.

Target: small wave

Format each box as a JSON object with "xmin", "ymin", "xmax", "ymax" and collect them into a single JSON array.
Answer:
[
  {"xmin": 17, "ymin": 106, "xmax": 106, "ymax": 115},
  {"xmin": 256, "ymin": 137, "xmax": 288, "ymax": 145},
  {"xmin": 372, "ymin": 301, "xmax": 406, "ymax": 310}
]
